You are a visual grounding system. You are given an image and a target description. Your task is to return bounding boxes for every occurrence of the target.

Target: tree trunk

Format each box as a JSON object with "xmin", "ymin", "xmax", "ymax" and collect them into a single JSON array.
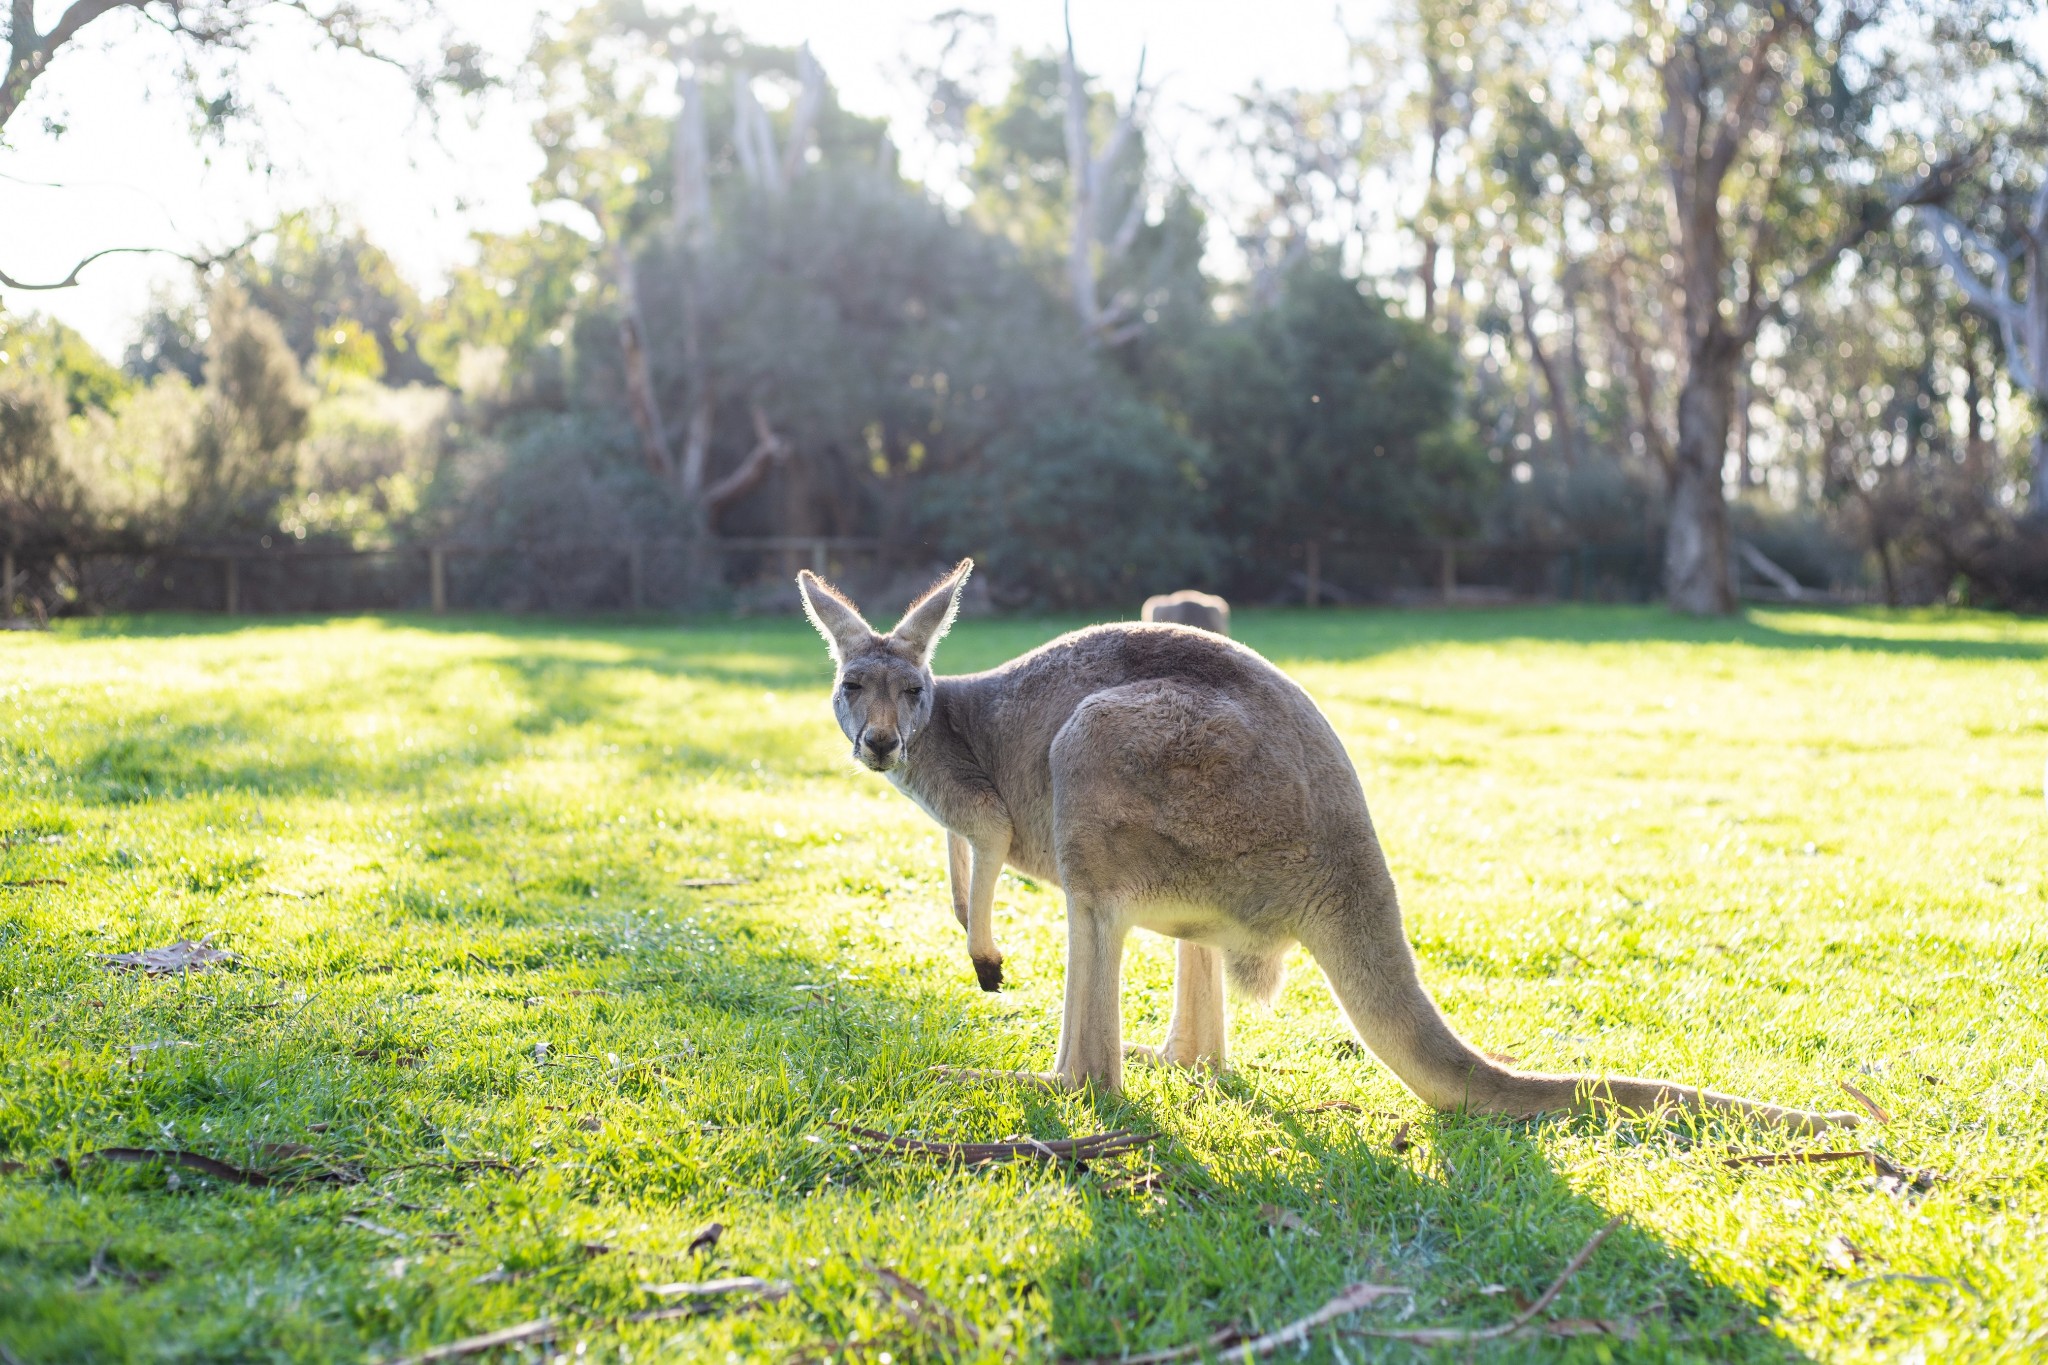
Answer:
[
  {"xmin": 1665, "ymin": 339, "xmax": 1738, "ymax": 614},
  {"xmin": 1515, "ymin": 271, "xmax": 1578, "ymax": 466},
  {"xmin": 609, "ymin": 238, "xmax": 674, "ymax": 483}
]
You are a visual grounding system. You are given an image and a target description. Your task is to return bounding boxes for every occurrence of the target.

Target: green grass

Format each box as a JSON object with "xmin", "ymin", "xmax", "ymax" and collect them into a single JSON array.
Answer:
[{"xmin": 2, "ymin": 605, "xmax": 2045, "ymax": 1364}]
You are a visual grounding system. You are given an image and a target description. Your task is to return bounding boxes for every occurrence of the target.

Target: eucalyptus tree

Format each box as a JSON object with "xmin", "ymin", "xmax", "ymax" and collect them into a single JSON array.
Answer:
[
  {"xmin": 1504, "ymin": 0, "xmax": 2033, "ymax": 613},
  {"xmin": 1921, "ymin": 171, "xmax": 2048, "ymax": 511}
]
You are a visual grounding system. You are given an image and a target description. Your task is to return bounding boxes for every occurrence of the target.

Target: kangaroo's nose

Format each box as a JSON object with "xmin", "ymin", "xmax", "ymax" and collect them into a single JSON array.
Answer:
[{"xmin": 865, "ymin": 732, "xmax": 900, "ymax": 756}]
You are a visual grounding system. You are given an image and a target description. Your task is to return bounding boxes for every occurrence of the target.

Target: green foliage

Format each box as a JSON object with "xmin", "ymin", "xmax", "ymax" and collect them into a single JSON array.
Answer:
[
  {"xmin": 0, "ymin": 366, "xmax": 85, "ymax": 544},
  {"xmin": 177, "ymin": 284, "xmax": 312, "ymax": 538},
  {"xmin": 1181, "ymin": 263, "xmax": 1489, "ymax": 570},
  {"xmin": 2, "ymin": 609, "xmax": 2045, "ymax": 1360},
  {"xmin": 0, "ymin": 314, "xmax": 133, "ymax": 416},
  {"xmin": 912, "ymin": 400, "xmax": 1216, "ymax": 607},
  {"xmin": 419, "ymin": 225, "xmax": 595, "ymax": 394}
]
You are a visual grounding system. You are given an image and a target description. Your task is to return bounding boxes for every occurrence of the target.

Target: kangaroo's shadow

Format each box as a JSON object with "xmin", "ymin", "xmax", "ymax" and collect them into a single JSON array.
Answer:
[{"xmin": 1034, "ymin": 1071, "xmax": 1815, "ymax": 1363}]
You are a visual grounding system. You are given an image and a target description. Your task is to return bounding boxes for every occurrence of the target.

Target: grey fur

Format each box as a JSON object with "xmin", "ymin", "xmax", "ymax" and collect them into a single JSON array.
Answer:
[{"xmin": 795, "ymin": 561, "xmax": 1860, "ymax": 1131}]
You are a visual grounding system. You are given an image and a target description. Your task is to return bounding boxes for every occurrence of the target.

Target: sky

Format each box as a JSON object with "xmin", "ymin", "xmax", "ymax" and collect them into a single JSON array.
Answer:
[{"xmin": 0, "ymin": 0, "xmax": 1367, "ymax": 357}]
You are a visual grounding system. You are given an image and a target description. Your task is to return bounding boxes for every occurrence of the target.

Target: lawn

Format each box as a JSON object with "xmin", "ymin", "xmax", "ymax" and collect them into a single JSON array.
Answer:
[{"xmin": 1, "ymin": 605, "xmax": 2044, "ymax": 1364}]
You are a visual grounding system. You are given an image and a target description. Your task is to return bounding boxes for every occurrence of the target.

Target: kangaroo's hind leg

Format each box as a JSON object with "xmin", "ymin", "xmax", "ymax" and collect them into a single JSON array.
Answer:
[
  {"xmin": 934, "ymin": 889, "xmax": 1127, "ymax": 1092},
  {"xmin": 1126, "ymin": 940, "xmax": 1226, "ymax": 1071}
]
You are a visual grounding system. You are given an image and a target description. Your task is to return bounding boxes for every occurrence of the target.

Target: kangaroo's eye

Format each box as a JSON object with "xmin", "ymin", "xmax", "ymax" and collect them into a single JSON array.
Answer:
[
  {"xmin": 841, "ymin": 681, "xmax": 862, "ymax": 694},
  {"xmin": 905, "ymin": 686, "xmax": 924, "ymax": 698}
]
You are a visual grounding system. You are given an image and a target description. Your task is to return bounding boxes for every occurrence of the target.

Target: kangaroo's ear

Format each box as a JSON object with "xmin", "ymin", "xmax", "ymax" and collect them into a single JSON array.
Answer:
[
  {"xmin": 797, "ymin": 570, "xmax": 875, "ymax": 663},
  {"xmin": 890, "ymin": 559, "xmax": 973, "ymax": 667}
]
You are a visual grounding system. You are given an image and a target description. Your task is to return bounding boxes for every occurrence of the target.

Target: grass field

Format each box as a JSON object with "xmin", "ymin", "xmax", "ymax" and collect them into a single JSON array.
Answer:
[{"xmin": 2, "ymin": 605, "xmax": 2045, "ymax": 1364}]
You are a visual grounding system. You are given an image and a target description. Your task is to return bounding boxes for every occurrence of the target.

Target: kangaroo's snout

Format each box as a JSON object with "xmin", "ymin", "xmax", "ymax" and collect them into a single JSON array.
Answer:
[{"xmin": 859, "ymin": 729, "xmax": 901, "ymax": 769}]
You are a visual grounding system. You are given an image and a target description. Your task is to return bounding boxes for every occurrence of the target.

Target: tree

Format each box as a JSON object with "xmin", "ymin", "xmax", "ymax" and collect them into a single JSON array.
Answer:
[
  {"xmin": 1638, "ymin": 1, "xmax": 2010, "ymax": 612},
  {"xmin": 2, "ymin": 0, "xmax": 483, "ymax": 292},
  {"xmin": 1180, "ymin": 261, "xmax": 1488, "ymax": 597},
  {"xmin": 1921, "ymin": 175, "xmax": 2047, "ymax": 512}
]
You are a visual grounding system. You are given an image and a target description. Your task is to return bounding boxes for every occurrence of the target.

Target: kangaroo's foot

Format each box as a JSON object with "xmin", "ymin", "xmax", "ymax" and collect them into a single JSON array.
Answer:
[
  {"xmin": 1123, "ymin": 1041, "xmax": 1225, "ymax": 1073},
  {"xmin": 929, "ymin": 1064, "xmax": 1072, "ymax": 1092}
]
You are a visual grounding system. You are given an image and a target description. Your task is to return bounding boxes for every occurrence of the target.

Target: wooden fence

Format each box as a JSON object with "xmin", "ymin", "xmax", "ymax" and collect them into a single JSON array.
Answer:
[
  {"xmin": 0, "ymin": 535, "xmax": 1715, "ymax": 618},
  {"xmin": 2, "ymin": 536, "xmax": 892, "ymax": 616}
]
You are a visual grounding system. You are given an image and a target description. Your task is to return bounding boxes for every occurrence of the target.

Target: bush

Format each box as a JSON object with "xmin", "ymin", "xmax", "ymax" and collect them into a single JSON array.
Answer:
[{"xmin": 911, "ymin": 399, "xmax": 1217, "ymax": 608}]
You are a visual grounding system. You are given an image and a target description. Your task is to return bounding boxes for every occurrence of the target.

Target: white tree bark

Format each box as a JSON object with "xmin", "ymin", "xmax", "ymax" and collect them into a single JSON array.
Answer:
[
  {"xmin": 1921, "ymin": 187, "xmax": 2048, "ymax": 513},
  {"xmin": 1061, "ymin": 3, "xmax": 1147, "ymax": 345}
]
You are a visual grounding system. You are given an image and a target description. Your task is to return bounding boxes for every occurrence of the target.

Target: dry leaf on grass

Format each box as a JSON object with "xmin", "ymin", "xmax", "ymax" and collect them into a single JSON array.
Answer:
[
  {"xmin": 1259, "ymin": 1204, "xmax": 1313, "ymax": 1235},
  {"xmin": 99, "ymin": 935, "xmax": 234, "ymax": 975},
  {"xmin": 1388, "ymin": 1121, "xmax": 1413, "ymax": 1154},
  {"xmin": 1839, "ymin": 1081, "xmax": 1892, "ymax": 1124},
  {"xmin": 686, "ymin": 1221, "xmax": 723, "ymax": 1254}
]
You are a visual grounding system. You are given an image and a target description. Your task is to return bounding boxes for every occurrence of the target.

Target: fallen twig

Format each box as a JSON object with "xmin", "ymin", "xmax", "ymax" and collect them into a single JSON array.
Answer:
[
  {"xmin": 1343, "ymin": 1217, "xmax": 1621, "ymax": 1347},
  {"xmin": 379, "ymin": 1317, "xmax": 560, "ymax": 1365},
  {"xmin": 0, "ymin": 877, "xmax": 65, "ymax": 888},
  {"xmin": 625, "ymin": 1276, "xmax": 791, "ymax": 1323},
  {"xmin": 1721, "ymin": 1149, "xmax": 1937, "ymax": 1191},
  {"xmin": 636, "ymin": 1274, "xmax": 790, "ymax": 1300},
  {"xmin": 59, "ymin": 1147, "xmax": 273, "ymax": 1187},
  {"xmin": 832, "ymin": 1124, "xmax": 1156, "ymax": 1167},
  {"xmin": 1723, "ymin": 1149, "xmax": 1874, "ymax": 1170},
  {"xmin": 1839, "ymin": 1081, "xmax": 1892, "ymax": 1124},
  {"xmin": 677, "ymin": 877, "xmax": 746, "ymax": 888},
  {"xmin": 1072, "ymin": 1281, "xmax": 1411, "ymax": 1364}
]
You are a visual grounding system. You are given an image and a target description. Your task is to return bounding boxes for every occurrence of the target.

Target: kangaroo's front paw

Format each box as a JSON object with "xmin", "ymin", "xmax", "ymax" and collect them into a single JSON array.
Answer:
[
  {"xmin": 929, "ymin": 1064, "xmax": 1067, "ymax": 1092},
  {"xmin": 971, "ymin": 954, "xmax": 1003, "ymax": 992}
]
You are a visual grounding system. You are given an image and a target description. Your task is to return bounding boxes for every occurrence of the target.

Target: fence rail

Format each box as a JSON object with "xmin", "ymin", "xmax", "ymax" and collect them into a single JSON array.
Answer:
[{"xmin": 0, "ymin": 535, "xmax": 1832, "ymax": 617}]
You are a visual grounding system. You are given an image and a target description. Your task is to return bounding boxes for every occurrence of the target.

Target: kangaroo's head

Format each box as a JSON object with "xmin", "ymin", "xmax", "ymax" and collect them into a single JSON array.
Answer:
[{"xmin": 797, "ymin": 560, "xmax": 973, "ymax": 774}]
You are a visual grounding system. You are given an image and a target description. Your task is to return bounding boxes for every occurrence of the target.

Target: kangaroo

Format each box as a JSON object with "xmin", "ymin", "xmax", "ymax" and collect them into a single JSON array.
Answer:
[
  {"xmin": 797, "ymin": 560, "xmax": 1858, "ymax": 1132},
  {"xmin": 1140, "ymin": 589, "xmax": 1231, "ymax": 636},
  {"xmin": 936, "ymin": 588, "xmax": 1235, "ymax": 997}
]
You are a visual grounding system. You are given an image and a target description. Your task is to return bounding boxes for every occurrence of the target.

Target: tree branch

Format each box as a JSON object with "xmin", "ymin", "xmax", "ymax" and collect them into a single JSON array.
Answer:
[
  {"xmin": 1738, "ymin": 154, "xmax": 1975, "ymax": 343},
  {"xmin": 702, "ymin": 405, "xmax": 791, "ymax": 512},
  {"xmin": 0, "ymin": 222, "xmax": 269, "ymax": 292},
  {"xmin": 1703, "ymin": 12, "xmax": 1797, "ymax": 182}
]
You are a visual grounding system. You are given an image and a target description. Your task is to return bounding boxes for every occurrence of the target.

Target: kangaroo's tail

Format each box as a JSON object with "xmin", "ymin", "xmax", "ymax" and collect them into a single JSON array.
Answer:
[{"xmin": 1297, "ymin": 892, "xmax": 1861, "ymax": 1135}]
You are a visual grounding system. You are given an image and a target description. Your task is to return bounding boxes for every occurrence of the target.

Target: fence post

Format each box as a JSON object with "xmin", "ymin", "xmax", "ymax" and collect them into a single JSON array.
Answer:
[
  {"xmin": 429, "ymin": 546, "xmax": 447, "ymax": 614},
  {"xmin": 1439, "ymin": 543, "xmax": 1457, "ymax": 602},
  {"xmin": 224, "ymin": 556, "xmax": 240, "ymax": 615},
  {"xmin": 811, "ymin": 539, "xmax": 828, "ymax": 576},
  {"xmin": 2, "ymin": 547, "xmax": 13, "ymax": 616},
  {"xmin": 1303, "ymin": 540, "xmax": 1321, "ymax": 607},
  {"xmin": 627, "ymin": 541, "xmax": 644, "ymax": 610}
]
